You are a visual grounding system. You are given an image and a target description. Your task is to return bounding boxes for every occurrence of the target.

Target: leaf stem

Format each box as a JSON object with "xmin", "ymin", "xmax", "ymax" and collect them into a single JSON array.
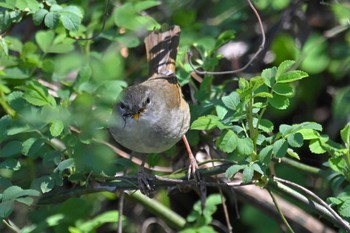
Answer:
[{"xmin": 267, "ymin": 189, "xmax": 295, "ymax": 233}]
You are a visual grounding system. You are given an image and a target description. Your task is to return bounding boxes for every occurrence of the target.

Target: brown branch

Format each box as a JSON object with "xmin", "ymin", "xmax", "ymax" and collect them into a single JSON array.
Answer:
[
  {"xmin": 187, "ymin": 0, "xmax": 266, "ymax": 75},
  {"xmin": 273, "ymin": 176, "xmax": 350, "ymax": 232}
]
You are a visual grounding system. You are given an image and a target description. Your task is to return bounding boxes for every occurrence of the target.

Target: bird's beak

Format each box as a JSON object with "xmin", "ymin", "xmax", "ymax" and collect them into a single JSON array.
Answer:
[{"xmin": 132, "ymin": 112, "xmax": 141, "ymax": 120}]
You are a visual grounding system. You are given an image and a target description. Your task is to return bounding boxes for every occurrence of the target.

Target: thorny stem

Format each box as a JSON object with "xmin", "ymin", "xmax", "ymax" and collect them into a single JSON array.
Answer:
[{"xmin": 187, "ymin": 0, "xmax": 266, "ymax": 75}]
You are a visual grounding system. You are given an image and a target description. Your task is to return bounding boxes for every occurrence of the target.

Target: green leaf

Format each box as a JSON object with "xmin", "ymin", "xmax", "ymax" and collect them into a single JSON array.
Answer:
[
  {"xmin": 276, "ymin": 70, "xmax": 309, "ymax": 84},
  {"xmin": 114, "ymin": 3, "xmax": 160, "ymax": 31},
  {"xmin": 33, "ymin": 9, "xmax": 48, "ymax": 25},
  {"xmin": 134, "ymin": 1, "xmax": 161, "ymax": 11},
  {"xmin": 0, "ymin": 159, "xmax": 21, "ymax": 171},
  {"xmin": 36, "ymin": 30, "xmax": 54, "ymax": 53},
  {"xmin": 21, "ymin": 82, "xmax": 56, "ymax": 107},
  {"xmin": 222, "ymin": 92, "xmax": 240, "ymax": 110},
  {"xmin": 299, "ymin": 122, "xmax": 323, "ymax": 131},
  {"xmin": 0, "ymin": 38, "xmax": 9, "ymax": 56},
  {"xmin": 287, "ymin": 148, "xmax": 300, "ymax": 160},
  {"xmin": 269, "ymin": 94, "xmax": 289, "ymax": 110},
  {"xmin": 309, "ymin": 139, "xmax": 327, "ymax": 154},
  {"xmin": 60, "ymin": 6, "xmax": 83, "ymax": 31},
  {"xmin": 273, "ymin": 139, "xmax": 288, "ymax": 158},
  {"xmin": 237, "ymin": 138, "xmax": 254, "ymax": 156},
  {"xmin": 287, "ymin": 133, "xmax": 304, "ymax": 148},
  {"xmin": 216, "ymin": 130, "xmax": 238, "ymax": 153},
  {"xmin": 50, "ymin": 120, "xmax": 64, "ymax": 137},
  {"xmin": 2, "ymin": 186, "xmax": 40, "ymax": 201},
  {"xmin": 242, "ymin": 165, "xmax": 254, "ymax": 183},
  {"xmin": 276, "ymin": 60, "xmax": 295, "ymax": 78},
  {"xmin": 0, "ymin": 141, "xmax": 23, "ymax": 158},
  {"xmin": 272, "ymin": 83, "xmax": 294, "ymax": 97},
  {"xmin": 298, "ymin": 129, "xmax": 320, "ymax": 140},
  {"xmin": 225, "ymin": 164, "xmax": 244, "ymax": 179},
  {"xmin": 253, "ymin": 92, "xmax": 273, "ymax": 98},
  {"xmin": 339, "ymin": 200, "xmax": 350, "ymax": 218},
  {"xmin": 191, "ymin": 115, "xmax": 222, "ymax": 130},
  {"xmin": 259, "ymin": 145, "xmax": 273, "ymax": 164},
  {"xmin": 22, "ymin": 138, "xmax": 45, "ymax": 157},
  {"xmin": 3, "ymin": 67, "xmax": 30, "ymax": 79},
  {"xmin": 262, "ymin": 67, "xmax": 277, "ymax": 87},
  {"xmin": 0, "ymin": 200, "xmax": 14, "ymax": 219},
  {"xmin": 77, "ymin": 211, "xmax": 120, "ymax": 232},
  {"xmin": 54, "ymin": 158, "xmax": 74, "ymax": 173},
  {"xmin": 44, "ymin": 11, "xmax": 60, "ymax": 29},
  {"xmin": 15, "ymin": 0, "xmax": 40, "ymax": 12},
  {"xmin": 340, "ymin": 122, "xmax": 350, "ymax": 147},
  {"xmin": 31, "ymin": 176, "xmax": 55, "ymax": 193},
  {"xmin": 258, "ymin": 119, "xmax": 274, "ymax": 133}
]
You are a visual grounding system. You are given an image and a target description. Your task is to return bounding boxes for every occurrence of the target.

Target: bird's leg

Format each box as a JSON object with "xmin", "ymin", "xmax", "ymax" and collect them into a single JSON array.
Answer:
[
  {"xmin": 137, "ymin": 158, "xmax": 155, "ymax": 196},
  {"xmin": 182, "ymin": 135, "xmax": 200, "ymax": 181}
]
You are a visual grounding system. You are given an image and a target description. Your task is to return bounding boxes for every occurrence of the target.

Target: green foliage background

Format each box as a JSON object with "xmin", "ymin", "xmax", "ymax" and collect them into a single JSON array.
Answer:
[{"xmin": 0, "ymin": 0, "xmax": 350, "ymax": 232}]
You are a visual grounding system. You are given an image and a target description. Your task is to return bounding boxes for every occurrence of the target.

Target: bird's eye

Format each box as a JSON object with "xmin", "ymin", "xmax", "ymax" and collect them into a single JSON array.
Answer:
[
  {"xmin": 120, "ymin": 103, "xmax": 126, "ymax": 110},
  {"xmin": 145, "ymin": 97, "xmax": 151, "ymax": 105}
]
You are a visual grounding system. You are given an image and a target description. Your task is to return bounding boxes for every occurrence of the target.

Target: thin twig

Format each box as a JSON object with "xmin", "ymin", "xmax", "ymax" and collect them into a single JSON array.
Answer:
[
  {"xmin": 117, "ymin": 191, "xmax": 125, "ymax": 233},
  {"xmin": 72, "ymin": 0, "xmax": 111, "ymax": 40},
  {"xmin": 187, "ymin": 0, "xmax": 266, "ymax": 75},
  {"xmin": 273, "ymin": 176, "xmax": 350, "ymax": 232},
  {"xmin": 267, "ymin": 189, "xmax": 295, "ymax": 233}
]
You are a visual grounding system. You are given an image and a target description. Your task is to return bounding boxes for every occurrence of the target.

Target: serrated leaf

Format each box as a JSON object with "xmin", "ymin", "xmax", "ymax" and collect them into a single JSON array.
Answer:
[
  {"xmin": 272, "ymin": 83, "xmax": 294, "ymax": 97},
  {"xmin": 276, "ymin": 60, "xmax": 295, "ymax": 78},
  {"xmin": 328, "ymin": 197, "xmax": 342, "ymax": 205},
  {"xmin": 298, "ymin": 129, "xmax": 320, "ymax": 140},
  {"xmin": 276, "ymin": 70, "xmax": 309, "ymax": 84},
  {"xmin": 309, "ymin": 139, "xmax": 327, "ymax": 154},
  {"xmin": 33, "ymin": 9, "xmax": 48, "ymax": 25},
  {"xmin": 44, "ymin": 11, "xmax": 60, "ymax": 29},
  {"xmin": 60, "ymin": 9, "xmax": 82, "ymax": 31},
  {"xmin": 50, "ymin": 120, "xmax": 64, "ymax": 137},
  {"xmin": 237, "ymin": 137, "xmax": 254, "ymax": 156},
  {"xmin": 222, "ymin": 92, "xmax": 240, "ymax": 110},
  {"xmin": 225, "ymin": 164, "xmax": 244, "ymax": 179},
  {"xmin": 242, "ymin": 165, "xmax": 254, "ymax": 183},
  {"xmin": 0, "ymin": 141, "xmax": 23, "ymax": 158},
  {"xmin": 259, "ymin": 145, "xmax": 273, "ymax": 164},
  {"xmin": 258, "ymin": 119, "xmax": 274, "ymax": 133},
  {"xmin": 262, "ymin": 67, "xmax": 277, "ymax": 87},
  {"xmin": 254, "ymin": 92, "xmax": 273, "ymax": 98},
  {"xmin": 216, "ymin": 129, "xmax": 238, "ymax": 153},
  {"xmin": 287, "ymin": 133, "xmax": 303, "ymax": 148},
  {"xmin": 299, "ymin": 122, "xmax": 323, "ymax": 131},
  {"xmin": 269, "ymin": 94, "xmax": 289, "ymax": 110},
  {"xmin": 273, "ymin": 139, "xmax": 288, "ymax": 158},
  {"xmin": 191, "ymin": 115, "xmax": 222, "ymax": 130},
  {"xmin": 22, "ymin": 82, "xmax": 56, "ymax": 107},
  {"xmin": 339, "ymin": 200, "xmax": 350, "ymax": 218}
]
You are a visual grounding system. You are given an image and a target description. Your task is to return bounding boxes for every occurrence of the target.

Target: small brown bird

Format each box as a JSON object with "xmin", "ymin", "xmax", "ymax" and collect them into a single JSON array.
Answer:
[{"xmin": 109, "ymin": 26, "xmax": 197, "ymax": 176}]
